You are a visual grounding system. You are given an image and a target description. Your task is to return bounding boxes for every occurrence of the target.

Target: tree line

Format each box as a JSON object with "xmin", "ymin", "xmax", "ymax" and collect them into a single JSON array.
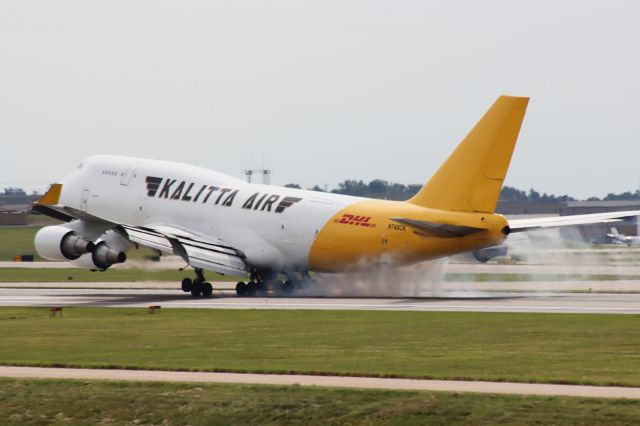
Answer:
[
  {"xmin": 285, "ymin": 180, "xmax": 639, "ymax": 203},
  {"xmin": 3, "ymin": 182, "xmax": 640, "ymax": 203}
]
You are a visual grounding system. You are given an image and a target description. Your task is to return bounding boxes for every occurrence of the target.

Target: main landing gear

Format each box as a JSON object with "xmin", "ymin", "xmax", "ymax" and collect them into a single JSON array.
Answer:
[
  {"xmin": 235, "ymin": 269, "xmax": 310, "ymax": 297},
  {"xmin": 181, "ymin": 268, "xmax": 213, "ymax": 298}
]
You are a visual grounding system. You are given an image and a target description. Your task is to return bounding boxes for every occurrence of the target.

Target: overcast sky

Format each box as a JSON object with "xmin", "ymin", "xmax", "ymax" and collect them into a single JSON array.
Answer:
[{"xmin": 2, "ymin": 1, "xmax": 640, "ymax": 199}]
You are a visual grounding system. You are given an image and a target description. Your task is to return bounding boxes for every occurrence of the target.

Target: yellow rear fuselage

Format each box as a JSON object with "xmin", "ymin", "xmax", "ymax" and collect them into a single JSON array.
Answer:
[{"xmin": 309, "ymin": 198, "xmax": 509, "ymax": 272}]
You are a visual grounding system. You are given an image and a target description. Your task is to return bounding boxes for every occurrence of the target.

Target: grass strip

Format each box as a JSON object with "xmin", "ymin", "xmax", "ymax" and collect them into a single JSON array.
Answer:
[
  {"xmin": 1, "ymin": 378, "xmax": 640, "ymax": 425},
  {"xmin": 0, "ymin": 308, "xmax": 639, "ymax": 387}
]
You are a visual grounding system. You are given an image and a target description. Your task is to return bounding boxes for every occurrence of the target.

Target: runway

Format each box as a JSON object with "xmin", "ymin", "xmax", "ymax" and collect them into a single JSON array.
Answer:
[
  {"xmin": 1, "ymin": 366, "xmax": 639, "ymax": 399},
  {"xmin": 6, "ymin": 258, "xmax": 640, "ymax": 275},
  {"xmin": 1, "ymin": 288, "xmax": 639, "ymax": 313},
  {"xmin": 2, "ymin": 279, "xmax": 640, "ymax": 292}
]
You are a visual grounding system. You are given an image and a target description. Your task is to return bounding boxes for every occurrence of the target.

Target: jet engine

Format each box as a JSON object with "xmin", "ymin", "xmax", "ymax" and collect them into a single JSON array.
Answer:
[
  {"xmin": 72, "ymin": 242, "xmax": 126, "ymax": 271},
  {"xmin": 71, "ymin": 229, "xmax": 132, "ymax": 271},
  {"xmin": 472, "ymin": 245, "xmax": 508, "ymax": 263},
  {"xmin": 34, "ymin": 225, "xmax": 95, "ymax": 261}
]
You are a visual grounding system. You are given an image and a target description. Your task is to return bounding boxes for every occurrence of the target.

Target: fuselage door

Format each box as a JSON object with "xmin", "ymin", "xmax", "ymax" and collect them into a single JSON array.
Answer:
[
  {"xmin": 120, "ymin": 162, "xmax": 141, "ymax": 186},
  {"xmin": 80, "ymin": 189, "xmax": 89, "ymax": 212}
]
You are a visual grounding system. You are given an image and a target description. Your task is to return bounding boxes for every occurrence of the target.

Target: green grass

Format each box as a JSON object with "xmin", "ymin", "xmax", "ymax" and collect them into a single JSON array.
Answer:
[
  {"xmin": 0, "ymin": 268, "xmax": 233, "ymax": 282},
  {"xmin": 0, "ymin": 308, "xmax": 639, "ymax": 387},
  {"xmin": 1, "ymin": 379, "xmax": 639, "ymax": 425},
  {"xmin": 0, "ymin": 227, "xmax": 44, "ymax": 261},
  {"xmin": 25, "ymin": 214, "xmax": 61, "ymax": 227}
]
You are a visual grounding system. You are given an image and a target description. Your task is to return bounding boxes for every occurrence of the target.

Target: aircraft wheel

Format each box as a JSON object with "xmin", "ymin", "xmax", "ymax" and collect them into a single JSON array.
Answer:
[
  {"xmin": 272, "ymin": 280, "xmax": 285, "ymax": 296},
  {"xmin": 246, "ymin": 281, "xmax": 258, "ymax": 297},
  {"xmin": 191, "ymin": 281, "xmax": 203, "ymax": 298},
  {"xmin": 181, "ymin": 278, "xmax": 193, "ymax": 292},
  {"xmin": 281, "ymin": 280, "xmax": 295, "ymax": 295},
  {"xmin": 256, "ymin": 281, "xmax": 269, "ymax": 296},
  {"xmin": 236, "ymin": 281, "xmax": 247, "ymax": 297},
  {"xmin": 202, "ymin": 282, "xmax": 213, "ymax": 297}
]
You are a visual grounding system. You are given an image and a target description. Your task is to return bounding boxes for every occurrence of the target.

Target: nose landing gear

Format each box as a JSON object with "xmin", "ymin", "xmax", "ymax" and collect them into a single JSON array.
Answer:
[{"xmin": 181, "ymin": 268, "xmax": 213, "ymax": 298}]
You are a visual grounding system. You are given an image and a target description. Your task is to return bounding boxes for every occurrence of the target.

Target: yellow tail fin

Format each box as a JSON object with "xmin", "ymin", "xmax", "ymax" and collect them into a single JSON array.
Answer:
[{"xmin": 408, "ymin": 95, "xmax": 529, "ymax": 213}]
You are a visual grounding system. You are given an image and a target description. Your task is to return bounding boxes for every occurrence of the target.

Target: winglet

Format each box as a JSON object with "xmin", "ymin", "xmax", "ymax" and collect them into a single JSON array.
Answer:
[
  {"xmin": 37, "ymin": 183, "xmax": 63, "ymax": 206},
  {"xmin": 408, "ymin": 96, "xmax": 529, "ymax": 213}
]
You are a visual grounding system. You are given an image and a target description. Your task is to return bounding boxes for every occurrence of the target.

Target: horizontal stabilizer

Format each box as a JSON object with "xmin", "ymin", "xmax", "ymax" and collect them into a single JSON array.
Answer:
[
  {"xmin": 509, "ymin": 211, "xmax": 640, "ymax": 233},
  {"xmin": 391, "ymin": 218, "xmax": 487, "ymax": 238}
]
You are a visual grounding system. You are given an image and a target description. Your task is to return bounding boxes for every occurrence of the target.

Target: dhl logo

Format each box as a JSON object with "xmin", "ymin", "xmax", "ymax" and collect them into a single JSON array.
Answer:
[{"xmin": 334, "ymin": 214, "xmax": 376, "ymax": 228}]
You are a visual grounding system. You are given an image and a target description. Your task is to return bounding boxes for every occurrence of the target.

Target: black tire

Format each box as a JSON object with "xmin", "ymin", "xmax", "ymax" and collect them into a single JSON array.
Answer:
[
  {"xmin": 281, "ymin": 280, "xmax": 294, "ymax": 295},
  {"xmin": 246, "ymin": 281, "xmax": 258, "ymax": 297},
  {"xmin": 255, "ymin": 281, "xmax": 268, "ymax": 296},
  {"xmin": 191, "ymin": 281, "xmax": 203, "ymax": 298},
  {"xmin": 202, "ymin": 282, "xmax": 213, "ymax": 297},
  {"xmin": 236, "ymin": 281, "xmax": 247, "ymax": 297},
  {"xmin": 181, "ymin": 277, "xmax": 193, "ymax": 292},
  {"xmin": 272, "ymin": 280, "xmax": 285, "ymax": 296}
]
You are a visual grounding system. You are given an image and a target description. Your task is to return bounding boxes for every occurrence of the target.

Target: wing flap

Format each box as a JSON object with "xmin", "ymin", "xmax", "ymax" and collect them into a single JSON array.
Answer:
[
  {"xmin": 123, "ymin": 225, "xmax": 247, "ymax": 276},
  {"xmin": 123, "ymin": 226, "xmax": 175, "ymax": 253},
  {"xmin": 180, "ymin": 244, "xmax": 247, "ymax": 276}
]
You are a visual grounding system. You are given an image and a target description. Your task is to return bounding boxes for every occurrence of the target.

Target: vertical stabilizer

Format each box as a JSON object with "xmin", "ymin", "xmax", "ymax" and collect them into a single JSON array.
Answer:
[{"xmin": 408, "ymin": 96, "xmax": 529, "ymax": 213}]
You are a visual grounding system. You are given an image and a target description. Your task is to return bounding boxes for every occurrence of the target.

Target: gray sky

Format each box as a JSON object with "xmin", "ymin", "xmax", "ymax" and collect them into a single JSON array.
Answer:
[{"xmin": 2, "ymin": 1, "xmax": 640, "ymax": 199}]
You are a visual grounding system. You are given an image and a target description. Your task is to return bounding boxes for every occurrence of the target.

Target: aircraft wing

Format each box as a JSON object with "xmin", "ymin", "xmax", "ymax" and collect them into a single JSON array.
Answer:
[
  {"xmin": 122, "ymin": 225, "xmax": 248, "ymax": 276},
  {"xmin": 34, "ymin": 191, "xmax": 248, "ymax": 276},
  {"xmin": 508, "ymin": 210, "xmax": 640, "ymax": 233}
]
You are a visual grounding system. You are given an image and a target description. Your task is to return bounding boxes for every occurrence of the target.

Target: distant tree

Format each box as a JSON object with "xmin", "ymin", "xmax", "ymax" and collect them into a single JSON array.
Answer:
[
  {"xmin": 306, "ymin": 181, "xmax": 587, "ymax": 202},
  {"xmin": 499, "ymin": 186, "xmax": 529, "ymax": 202},
  {"xmin": 528, "ymin": 189, "xmax": 541, "ymax": 202},
  {"xmin": 284, "ymin": 183, "xmax": 301, "ymax": 189},
  {"xmin": 367, "ymin": 179, "xmax": 387, "ymax": 195},
  {"xmin": 604, "ymin": 191, "xmax": 640, "ymax": 201},
  {"xmin": 2, "ymin": 187, "xmax": 26, "ymax": 196},
  {"xmin": 332, "ymin": 180, "xmax": 369, "ymax": 197},
  {"xmin": 406, "ymin": 184, "xmax": 422, "ymax": 196}
]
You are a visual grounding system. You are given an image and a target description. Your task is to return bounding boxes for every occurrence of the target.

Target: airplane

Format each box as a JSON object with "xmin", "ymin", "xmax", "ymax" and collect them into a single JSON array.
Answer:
[
  {"xmin": 32, "ymin": 95, "xmax": 640, "ymax": 297},
  {"xmin": 607, "ymin": 227, "xmax": 640, "ymax": 246}
]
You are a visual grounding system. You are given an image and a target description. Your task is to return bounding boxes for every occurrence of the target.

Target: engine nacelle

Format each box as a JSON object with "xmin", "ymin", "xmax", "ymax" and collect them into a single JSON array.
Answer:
[
  {"xmin": 72, "ymin": 242, "xmax": 127, "ymax": 271},
  {"xmin": 71, "ymin": 229, "xmax": 132, "ymax": 271},
  {"xmin": 472, "ymin": 246, "xmax": 508, "ymax": 263},
  {"xmin": 34, "ymin": 225, "xmax": 95, "ymax": 261}
]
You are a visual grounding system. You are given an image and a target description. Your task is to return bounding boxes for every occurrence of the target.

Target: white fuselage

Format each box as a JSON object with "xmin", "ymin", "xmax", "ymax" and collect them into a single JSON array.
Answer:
[{"xmin": 58, "ymin": 155, "xmax": 358, "ymax": 272}]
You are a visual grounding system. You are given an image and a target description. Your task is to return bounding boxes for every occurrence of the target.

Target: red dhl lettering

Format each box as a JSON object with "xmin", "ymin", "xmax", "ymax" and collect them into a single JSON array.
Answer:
[{"xmin": 333, "ymin": 214, "xmax": 376, "ymax": 228}]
